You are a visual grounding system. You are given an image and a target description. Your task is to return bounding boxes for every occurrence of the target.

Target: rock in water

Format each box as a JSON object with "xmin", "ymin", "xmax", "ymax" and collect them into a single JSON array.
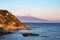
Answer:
[
  {"xmin": 23, "ymin": 33, "xmax": 39, "ymax": 37},
  {"xmin": 0, "ymin": 10, "xmax": 29, "ymax": 33}
]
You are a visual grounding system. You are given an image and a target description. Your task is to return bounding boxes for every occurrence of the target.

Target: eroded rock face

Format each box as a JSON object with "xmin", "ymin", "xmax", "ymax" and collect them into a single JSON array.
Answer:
[{"xmin": 0, "ymin": 10, "xmax": 29, "ymax": 32}]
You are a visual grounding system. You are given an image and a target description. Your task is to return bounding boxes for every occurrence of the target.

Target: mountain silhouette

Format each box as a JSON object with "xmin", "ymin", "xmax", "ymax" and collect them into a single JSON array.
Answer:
[{"xmin": 17, "ymin": 16, "xmax": 49, "ymax": 23}]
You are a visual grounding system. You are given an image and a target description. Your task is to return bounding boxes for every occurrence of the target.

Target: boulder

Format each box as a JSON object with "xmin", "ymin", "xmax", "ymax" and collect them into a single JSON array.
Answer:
[{"xmin": 23, "ymin": 33, "xmax": 39, "ymax": 37}]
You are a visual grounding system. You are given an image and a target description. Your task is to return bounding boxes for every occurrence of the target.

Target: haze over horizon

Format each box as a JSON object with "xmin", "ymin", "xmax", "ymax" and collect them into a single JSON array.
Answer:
[{"xmin": 0, "ymin": 0, "xmax": 60, "ymax": 21}]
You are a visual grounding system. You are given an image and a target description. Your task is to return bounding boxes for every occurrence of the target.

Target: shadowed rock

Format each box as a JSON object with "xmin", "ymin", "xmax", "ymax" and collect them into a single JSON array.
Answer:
[{"xmin": 23, "ymin": 33, "xmax": 39, "ymax": 37}]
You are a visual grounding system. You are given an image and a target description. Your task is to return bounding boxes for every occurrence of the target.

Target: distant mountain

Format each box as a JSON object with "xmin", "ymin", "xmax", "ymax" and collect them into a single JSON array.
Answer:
[
  {"xmin": 17, "ymin": 16, "xmax": 49, "ymax": 23},
  {"xmin": 49, "ymin": 20, "xmax": 60, "ymax": 23}
]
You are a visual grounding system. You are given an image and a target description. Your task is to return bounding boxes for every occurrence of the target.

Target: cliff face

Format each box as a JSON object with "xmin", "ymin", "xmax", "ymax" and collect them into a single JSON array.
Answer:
[{"xmin": 0, "ymin": 10, "xmax": 29, "ymax": 32}]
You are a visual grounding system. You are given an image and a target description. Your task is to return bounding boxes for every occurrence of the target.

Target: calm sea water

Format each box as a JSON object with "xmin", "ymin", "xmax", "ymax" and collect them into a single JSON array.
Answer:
[{"xmin": 0, "ymin": 23, "xmax": 60, "ymax": 40}]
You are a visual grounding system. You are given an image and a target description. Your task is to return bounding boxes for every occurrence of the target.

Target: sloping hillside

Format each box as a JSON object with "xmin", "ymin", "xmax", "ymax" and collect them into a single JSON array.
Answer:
[
  {"xmin": 17, "ymin": 16, "xmax": 48, "ymax": 23},
  {"xmin": 0, "ymin": 10, "xmax": 29, "ymax": 33}
]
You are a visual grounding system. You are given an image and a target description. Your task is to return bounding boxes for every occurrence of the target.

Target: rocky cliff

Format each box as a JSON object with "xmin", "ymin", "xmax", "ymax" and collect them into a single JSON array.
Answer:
[{"xmin": 0, "ymin": 10, "xmax": 29, "ymax": 33}]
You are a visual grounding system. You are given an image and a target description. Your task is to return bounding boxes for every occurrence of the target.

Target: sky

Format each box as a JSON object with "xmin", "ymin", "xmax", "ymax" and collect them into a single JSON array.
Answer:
[{"xmin": 0, "ymin": 0, "xmax": 60, "ymax": 20}]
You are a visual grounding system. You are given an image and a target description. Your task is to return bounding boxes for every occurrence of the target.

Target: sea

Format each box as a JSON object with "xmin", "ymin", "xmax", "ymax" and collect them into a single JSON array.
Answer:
[{"xmin": 0, "ymin": 23, "xmax": 60, "ymax": 40}]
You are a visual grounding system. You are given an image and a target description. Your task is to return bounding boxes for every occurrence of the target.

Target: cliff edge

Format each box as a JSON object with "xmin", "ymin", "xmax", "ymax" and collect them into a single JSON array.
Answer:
[{"xmin": 0, "ymin": 10, "xmax": 29, "ymax": 33}]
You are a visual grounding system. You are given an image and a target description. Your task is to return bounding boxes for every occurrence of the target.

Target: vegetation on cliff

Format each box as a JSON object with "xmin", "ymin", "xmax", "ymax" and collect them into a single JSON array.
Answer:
[{"xmin": 0, "ymin": 10, "xmax": 29, "ymax": 34}]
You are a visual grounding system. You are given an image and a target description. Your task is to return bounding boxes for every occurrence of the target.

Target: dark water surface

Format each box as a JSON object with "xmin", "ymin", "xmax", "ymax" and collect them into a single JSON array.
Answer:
[{"xmin": 0, "ymin": 23, "xmax": 60, "ymax": 40}]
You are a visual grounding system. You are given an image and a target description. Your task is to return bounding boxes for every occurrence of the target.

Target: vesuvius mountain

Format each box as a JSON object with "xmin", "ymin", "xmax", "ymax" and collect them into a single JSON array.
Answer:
[{"xmin": 17, "ymin": 16, "xmax": 49, "ymax": 23}]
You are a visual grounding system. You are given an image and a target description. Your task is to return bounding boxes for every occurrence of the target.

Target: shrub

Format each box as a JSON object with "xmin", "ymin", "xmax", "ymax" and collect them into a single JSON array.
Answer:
[{"xmin": 0, "ymin": 27, "xmax": 4, "ymax": 34}]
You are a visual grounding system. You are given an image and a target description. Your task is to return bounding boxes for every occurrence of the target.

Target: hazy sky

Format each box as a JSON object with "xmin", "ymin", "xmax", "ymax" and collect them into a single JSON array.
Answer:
[{"xmin": 0, "ymin": 0, "xmax": 60, "ymax": 20}]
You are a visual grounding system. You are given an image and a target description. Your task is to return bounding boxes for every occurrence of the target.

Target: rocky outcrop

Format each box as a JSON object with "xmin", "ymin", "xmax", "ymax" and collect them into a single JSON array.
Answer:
[
  {"xmin": 0, "ymin": 10, "xmax": 29, "ymax": 33},
  {"xmin": 23, "ymin": 33, "xmax": 39, "ymax": 37}
]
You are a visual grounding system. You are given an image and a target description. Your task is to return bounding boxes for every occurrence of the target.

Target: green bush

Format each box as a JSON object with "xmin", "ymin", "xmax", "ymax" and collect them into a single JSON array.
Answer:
[{"xmin": 0, "ymin": 27, "xmax": 4, "ymax": 34}]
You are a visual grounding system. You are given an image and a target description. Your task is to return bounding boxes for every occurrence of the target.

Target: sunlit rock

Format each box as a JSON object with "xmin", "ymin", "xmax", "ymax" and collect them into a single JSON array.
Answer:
[{"xmin": 0, "ymin": 10, "xmax": 30, "ymax": 33}]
